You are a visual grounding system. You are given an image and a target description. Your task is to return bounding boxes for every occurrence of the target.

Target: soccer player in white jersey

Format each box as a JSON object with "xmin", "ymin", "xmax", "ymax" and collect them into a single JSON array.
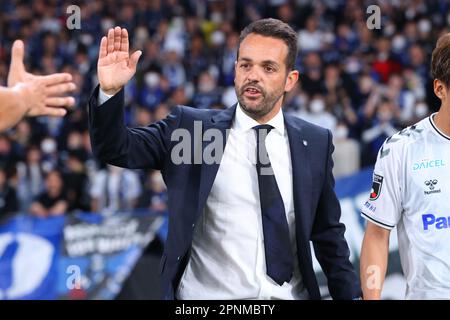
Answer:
[{"xmin": 360, "ymin": 33, "xmax": 450, "ymax": 299}]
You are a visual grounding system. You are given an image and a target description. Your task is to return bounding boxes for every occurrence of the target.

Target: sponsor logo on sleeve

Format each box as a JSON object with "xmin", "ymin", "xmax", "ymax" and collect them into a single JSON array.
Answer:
[
  {"xmin": 369, "ymin": 174, "xmax": 383, "ymax": 201},
  {"xmin": 363, "ymin": 201, "xmax": 377, "ymax": 213}
]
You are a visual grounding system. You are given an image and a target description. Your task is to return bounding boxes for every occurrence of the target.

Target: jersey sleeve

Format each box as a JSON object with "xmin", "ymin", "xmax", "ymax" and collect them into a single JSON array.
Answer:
[{"xmin": 361, "ymin": 139, "xmax": 403, "ymax": 230}]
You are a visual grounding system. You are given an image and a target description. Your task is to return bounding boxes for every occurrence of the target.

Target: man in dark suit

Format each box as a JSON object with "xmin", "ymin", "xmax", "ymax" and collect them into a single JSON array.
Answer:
[{"xmin": 89, "ymin": 19, "xmax": 360, "ymax": 300}]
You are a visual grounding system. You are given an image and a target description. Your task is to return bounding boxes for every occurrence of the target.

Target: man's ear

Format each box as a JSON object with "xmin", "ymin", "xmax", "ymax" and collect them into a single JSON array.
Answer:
[
  {"xmin": 434, "ymin": 79, "xmax": 446, "ymax": 100},
  {"xmin": 285, "ymin": 70, "xmax": 299, "ymax": 92}
]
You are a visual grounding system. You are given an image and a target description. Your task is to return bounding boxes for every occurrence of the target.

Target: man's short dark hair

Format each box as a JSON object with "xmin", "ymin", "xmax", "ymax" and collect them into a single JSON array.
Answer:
[
  {"xmin": 238, "ymin": 18, "xmax": 298, "ymax": 71},
  {"xmin": 431, "ymin": 33, "xmax": 450, "ymax": 87}
]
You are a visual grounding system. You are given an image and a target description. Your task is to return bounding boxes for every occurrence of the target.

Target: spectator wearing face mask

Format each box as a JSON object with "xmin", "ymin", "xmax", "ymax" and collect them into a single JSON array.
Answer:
[
  {"xmin": 296, "ymin": 95, "xmax": 337, "ymax": 133},
  {"xmin": 40, "ymin": 136, "xmax": 60, "ymax": 172},
  {"xmin": 192, "ymin": 71, "xmax": 222, "ymax": 109},
  {"xmin": 139, "ymin": 71, "xmax": 166, "ymax": 111}
]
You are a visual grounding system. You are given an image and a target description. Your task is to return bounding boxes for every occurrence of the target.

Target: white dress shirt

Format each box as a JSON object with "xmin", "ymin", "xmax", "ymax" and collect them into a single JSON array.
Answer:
[{"xmin": 177, "ymin": 104, "xmax": 307, "ymax": 300}]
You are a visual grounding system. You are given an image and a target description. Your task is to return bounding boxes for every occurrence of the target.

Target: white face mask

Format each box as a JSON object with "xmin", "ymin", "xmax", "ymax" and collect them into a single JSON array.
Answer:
[
  {"xmin": 415, "ymin": 103, "xmax": 428, "ymax": 118},
  {"xmin": 136, "ymin": 27, "xmax": 149, "ymax": 42},
  {"xmin": 378, "ymin": 52, "xmax": 388, "ymax": 61},
  {"xmin": 418, "ymin": 19, "xmax": 431, "ymax": 34},
  {"xmin": 392, "ymin": 35, "xmax": 406, "ymax": 52},
  {"xmin": 414, "ymin": 87, "xmax": 426, "ymax": 100},
  {"xmin": 80, "ymin": 34, "xmax": 93, "ymax": 46},
  {"xmin": 211, "ymin": 12, "xmax": 223, "ymax": 24},
  {"xmin": 310, "ymin": 99, "xmax": 325, "ymax": 114},
  {"xmin": 101, "ymin": 19, "xmax": 114, "ymax": 32},
  {"xmin": 295, "ymin": 94, "xmax": 308, "ymax": 109},
  {"xmin": 199, "ymin": 81, "xmax": 215, "ymax": 92},
  {"xmin": 41, "ymin": 139, "xmax": 57, "ymax": 154},
  {"xmin": 384, "ymin": 23, "xmax": 396, "ymax": 37},
  {"xmin": 334, "ymin": 125, "xmax": 349, "ymax": 140},
  {"xmin": 378, "ymin": 110, "xmax": 393, "ymax": 122},
  {"xmin": 211, "ymin": 30, "xmax": 225, "ymax": 46},
  {"xmin": 345, "ymin": 58, "xmax": 361, "ymax": 74},
  {"xmin": 144, "ymin": 72, "xmax": 160, "ymax": 88}
]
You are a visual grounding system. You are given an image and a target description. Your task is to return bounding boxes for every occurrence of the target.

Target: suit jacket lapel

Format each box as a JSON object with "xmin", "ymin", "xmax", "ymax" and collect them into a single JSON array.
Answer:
[
  {"xmin": 284, "ymin": 114, "xmax": 312, "ymax": 244},
  {"xmin": 196, "ymin": 105, "xmax": 237, "ymax": 216},
  {"xmin": 196, "ymin": 107, "xmax": 313, "ymax": 243}
]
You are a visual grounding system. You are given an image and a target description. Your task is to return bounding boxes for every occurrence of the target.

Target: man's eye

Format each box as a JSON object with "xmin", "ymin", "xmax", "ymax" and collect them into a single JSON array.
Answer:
[
  {"xmin": 265, "ymin": 66, "xmax": 274, "ymax": 72},
  {"xmin": 240, "ymin": 64, "xmax": 250, "ymax": 69}
]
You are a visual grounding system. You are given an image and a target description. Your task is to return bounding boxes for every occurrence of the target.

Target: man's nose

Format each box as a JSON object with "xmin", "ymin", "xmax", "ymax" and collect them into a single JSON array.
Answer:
[{"xmin": 246, "ymin": 68, "xmax": 261, "ymax": 82}]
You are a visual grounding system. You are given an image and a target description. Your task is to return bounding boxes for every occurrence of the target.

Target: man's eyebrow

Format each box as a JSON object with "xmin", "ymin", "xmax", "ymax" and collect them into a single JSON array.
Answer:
[
  {"xmin": 238, "ymin": 57, "xmax": 280, "ymax": 67},
  {"xmin": 261, "ymin": 60, "xmax": 279, "ymax": 67}
]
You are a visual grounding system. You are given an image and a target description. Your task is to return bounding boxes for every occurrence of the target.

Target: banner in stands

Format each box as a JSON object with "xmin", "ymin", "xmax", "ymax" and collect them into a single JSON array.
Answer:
[
  {"xmin": 0, "ymin": 211, "xmax": 164, "ymax": 300},
  {"xmin": 0, "ymin": 168, "xmax": 405, "ymax": 299}
]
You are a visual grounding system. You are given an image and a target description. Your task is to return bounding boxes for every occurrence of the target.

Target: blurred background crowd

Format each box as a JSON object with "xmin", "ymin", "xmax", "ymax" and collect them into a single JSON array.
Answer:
[{"xmin": 0, "ymin": 0, "xmax": 449, "ymax": 219}]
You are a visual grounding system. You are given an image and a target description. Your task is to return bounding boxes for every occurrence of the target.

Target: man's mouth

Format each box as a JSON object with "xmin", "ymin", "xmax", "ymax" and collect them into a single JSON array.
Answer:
[{"xmin": 243, "ymin": 86, "xmax": 263, "ymax": 98}]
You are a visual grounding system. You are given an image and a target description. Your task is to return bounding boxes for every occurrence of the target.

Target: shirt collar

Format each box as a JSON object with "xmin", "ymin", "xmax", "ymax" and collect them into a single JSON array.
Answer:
[
  {"xmin": 234, "ymin": 103, "xmax": 285, "ymax": 135},
  {"xmin": 429, "ymin": 112, "xmax": 450, "ymax": 140}
]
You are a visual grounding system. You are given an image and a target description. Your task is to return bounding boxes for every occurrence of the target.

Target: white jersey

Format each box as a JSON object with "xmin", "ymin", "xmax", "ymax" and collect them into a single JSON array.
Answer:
[{"xmin": 361, "ymin": 113, "xmax": 450, "ymax": 299}]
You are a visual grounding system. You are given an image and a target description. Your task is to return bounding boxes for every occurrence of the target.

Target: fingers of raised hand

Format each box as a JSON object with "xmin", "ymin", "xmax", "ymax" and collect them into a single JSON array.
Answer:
[
  {"xmin": 107, "ymin": 28, "xmax": 115, "ymax": 54},
  {"xmin": 104, "ymin": 27, "xmax": 129, "ymax": 55},
  {"xmin": 114, "ymin": 26, "xmax": 122, "ymax": 51},
  {"xmin": 120, "ymin": 28, "xmax": 129, "ymax": 53}
]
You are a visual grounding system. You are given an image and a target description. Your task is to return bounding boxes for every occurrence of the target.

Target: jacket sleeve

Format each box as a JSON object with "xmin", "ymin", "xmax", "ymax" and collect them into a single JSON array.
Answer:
[
  {"xmin": 88, "ymin": 85, "xmax": 182, "ymax": 170},
  {"xmin": 310, "ymin": 129, "xmax": 361, "ymax": 299}
]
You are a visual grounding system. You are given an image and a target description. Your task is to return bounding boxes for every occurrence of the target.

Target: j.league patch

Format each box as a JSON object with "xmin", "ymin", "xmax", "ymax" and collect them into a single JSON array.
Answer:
[{"xmin": 370, "ymin": 174, "xmax": 384, "ymax": 201}]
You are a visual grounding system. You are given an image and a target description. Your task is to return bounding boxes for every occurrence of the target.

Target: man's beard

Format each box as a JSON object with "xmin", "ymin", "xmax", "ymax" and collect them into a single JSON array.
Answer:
[{"xmin": 236, "ymin": 83, "xmax": 284, "ymax": 120}]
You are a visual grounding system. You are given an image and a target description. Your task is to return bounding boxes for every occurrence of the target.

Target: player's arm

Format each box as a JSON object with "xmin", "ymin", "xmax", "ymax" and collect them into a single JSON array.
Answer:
[
  {"xmin": 360, "ymin": 221, "xmax": 391, "ymax": 300},
  {"xmin": 360, "ymin": 134, "xmax": 403, "ymax": 300}
]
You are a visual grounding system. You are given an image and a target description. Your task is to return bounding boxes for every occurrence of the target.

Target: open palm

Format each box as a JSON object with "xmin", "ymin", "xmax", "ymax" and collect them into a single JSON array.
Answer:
[{"xmin": 98, "ymin": 27, "xmax": 142, "ymax": 95}]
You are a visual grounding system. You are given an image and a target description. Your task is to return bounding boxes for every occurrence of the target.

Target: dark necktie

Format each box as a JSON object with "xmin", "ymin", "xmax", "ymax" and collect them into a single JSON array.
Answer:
[{"xmin": 253, "ymin": 124, "xmax": 294, "ymax": 285}]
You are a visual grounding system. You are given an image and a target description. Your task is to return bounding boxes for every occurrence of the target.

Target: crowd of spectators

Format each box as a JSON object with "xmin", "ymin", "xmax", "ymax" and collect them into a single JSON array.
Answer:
[{"xmin": 0, "ymin": 0, "xmax": 449, "ymax": 218}]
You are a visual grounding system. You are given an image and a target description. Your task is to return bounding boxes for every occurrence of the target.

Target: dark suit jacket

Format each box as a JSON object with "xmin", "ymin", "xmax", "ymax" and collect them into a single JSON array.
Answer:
[{"xmin": 88, "ymin": 86, "xmax": 361, "ymax": 300}]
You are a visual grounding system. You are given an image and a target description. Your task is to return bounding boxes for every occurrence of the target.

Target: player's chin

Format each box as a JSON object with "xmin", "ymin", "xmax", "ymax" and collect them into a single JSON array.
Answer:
[
  {"xmin": 242, "ymin": 96, "xmax": 263, "ymax": 108},
  {"xmin": 242, "ymin": 102, "xmax": 264, "ymax": 114}
]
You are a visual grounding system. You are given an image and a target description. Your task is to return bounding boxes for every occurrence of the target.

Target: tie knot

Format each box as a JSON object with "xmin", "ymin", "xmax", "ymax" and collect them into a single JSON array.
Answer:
[
  {"xmin": 253, "ymin": 124, "xmax": 273, "ymax": 133},
  {"xmin": 252, "ymin": 125, "xmax": 274, "ymax": 142}
]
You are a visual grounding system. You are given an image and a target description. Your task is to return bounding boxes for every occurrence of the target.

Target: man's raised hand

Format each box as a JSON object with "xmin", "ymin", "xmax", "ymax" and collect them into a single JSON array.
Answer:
[{"xmin": 97, "ymin": 27, "xmax": 142, "ymax": 96}]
